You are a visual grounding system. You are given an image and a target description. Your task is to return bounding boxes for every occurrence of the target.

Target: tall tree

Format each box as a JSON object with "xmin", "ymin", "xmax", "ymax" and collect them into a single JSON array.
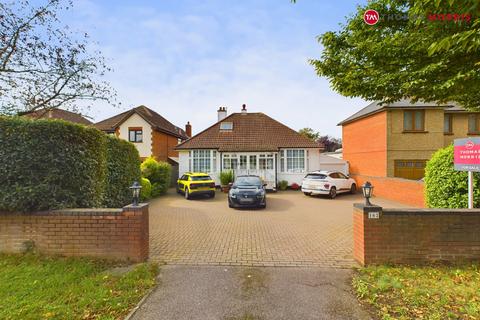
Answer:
[
  {"xmin": 310, "ymin": 0, "xmax": 480, "ymax": 110},
  {"xmin": 0, "ymin": 0, "xmax": 116, "ymax": 115},
  {"xmin": 318, "ymin": 135, "xmax": 342, "ymax": 152},
  {"xmin": 298, "ymin": 127, "xmax": 320, "ymax": 141}
]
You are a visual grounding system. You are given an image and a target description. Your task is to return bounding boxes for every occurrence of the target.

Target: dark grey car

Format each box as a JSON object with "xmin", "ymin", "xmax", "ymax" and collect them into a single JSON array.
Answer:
[{"xmin": 228, "ymin": 175, "xmax": 267, "ymax": 209}]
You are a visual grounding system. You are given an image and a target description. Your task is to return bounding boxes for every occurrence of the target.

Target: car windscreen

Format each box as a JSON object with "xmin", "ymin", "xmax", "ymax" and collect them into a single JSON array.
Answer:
[
  {"xmin": 190, "ymin": 176, "xmax": 212, "ymax": 181},
  {"xmin": 304, "ymin": 174, "xmax": 327, "ymax": 180},
  {"xmin": 234, "ymin": 176, "xmax": 262, "ymax": 186}
]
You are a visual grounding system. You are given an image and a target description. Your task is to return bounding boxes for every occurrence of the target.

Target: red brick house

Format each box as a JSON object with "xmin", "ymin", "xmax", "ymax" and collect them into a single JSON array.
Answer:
[{"xmin": 95, "ymin": 105, "xmax": 190, "ymax": 163}]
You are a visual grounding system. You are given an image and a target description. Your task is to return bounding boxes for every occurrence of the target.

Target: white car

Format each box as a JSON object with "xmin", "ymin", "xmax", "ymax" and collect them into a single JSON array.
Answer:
[{"xmin": 301, "ymin": 170, "xmax": 356, "ymax": 199}]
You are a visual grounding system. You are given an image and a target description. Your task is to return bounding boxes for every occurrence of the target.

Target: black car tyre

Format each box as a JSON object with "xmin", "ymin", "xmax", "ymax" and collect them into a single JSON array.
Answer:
[
  {"xmin": 350, "ymin": 183, "xmax": 357, "ymax": 194},
  {"xmin": 303, "ymin": 192, "xmax": 311, "ymax": 196},
  {"xmin": 185, "ymin": 188, "xmax": 191, "ymax": 200},
  {"xmin": 329, "ymin": 187, "xmax": 337, "ymax": 199},
  {"xmin": 210, "ymin": 191, "xmax": 215, "ymax": 198}
]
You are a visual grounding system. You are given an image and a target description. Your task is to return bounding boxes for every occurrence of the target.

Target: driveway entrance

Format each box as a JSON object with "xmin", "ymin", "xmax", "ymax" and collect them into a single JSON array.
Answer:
[{"xmin": 149, "ymin": 190, "xmax": 403, "ymax": 267}]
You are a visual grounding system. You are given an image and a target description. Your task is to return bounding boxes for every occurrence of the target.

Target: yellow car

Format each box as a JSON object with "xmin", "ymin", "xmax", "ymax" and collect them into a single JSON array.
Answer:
[{"xmin": 177, "ymin": 172, "xmax": 216, "ymax": 199}]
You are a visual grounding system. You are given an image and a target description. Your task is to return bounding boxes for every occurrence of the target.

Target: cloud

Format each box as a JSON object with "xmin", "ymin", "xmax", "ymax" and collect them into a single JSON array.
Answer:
[{"xmin": 68, "ymin": 0, "xmax": 367, "ymax": 137}]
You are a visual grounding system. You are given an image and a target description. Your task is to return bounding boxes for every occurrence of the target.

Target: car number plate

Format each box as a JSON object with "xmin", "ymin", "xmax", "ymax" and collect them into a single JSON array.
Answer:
[{"xmin": 240, "ymin": 197, "xmax": 254, "ymax": 203}]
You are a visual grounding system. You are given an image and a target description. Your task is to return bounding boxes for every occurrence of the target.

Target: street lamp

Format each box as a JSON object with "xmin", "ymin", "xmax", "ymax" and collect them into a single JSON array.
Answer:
[
  {"xmin": 129, "ymin": 181, "xmax": 142, "ymax": 206},
  {"xmin": 362, "ymin": 181, "xmax": 374, "ymax": 206}
]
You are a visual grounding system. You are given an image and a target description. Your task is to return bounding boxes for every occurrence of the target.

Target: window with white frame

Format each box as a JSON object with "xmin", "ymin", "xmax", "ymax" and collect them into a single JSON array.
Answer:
[
  {"xmin": 191, "ymin": 150, "xmax": 213, "ymax": 173},
  {"xmin": 222, "ymin": 154, "xmax": 238, "ymax": 170},
  {"xmin": 249, "ymin": 155, "xmax": 257, "ymax": 170},
  {"xmin": 239, "ymin": 155, "xmax": 247, "ymax": 169},
  {"xmin": 281, "ymin": 149, "xmax": 305, "ymax": 172},
  {"xmin": 259, "ymin": 154, "xmax": 274, "ymax": 170}
]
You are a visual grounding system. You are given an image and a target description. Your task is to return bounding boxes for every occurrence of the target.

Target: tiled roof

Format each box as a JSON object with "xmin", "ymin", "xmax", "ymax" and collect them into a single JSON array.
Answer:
[
  {"xmin": 338, "ymin": 99, "xmax": 461, "ymax": 126},
  {"xmin": 176, "ymin": 112, "xmax": 323, "ymax": 152},
  {"xmin": 94, "ymin": 105, "xmax": 188, "ymax": 139},
  {"xmin": 21, "ymin": 108, "xmax": 92, "ymax": 125}
]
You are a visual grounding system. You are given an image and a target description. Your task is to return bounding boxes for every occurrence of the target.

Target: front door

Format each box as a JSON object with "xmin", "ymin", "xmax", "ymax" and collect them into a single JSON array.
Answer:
[{"xmin": 223, "ymin": 153, "xmax": 276, "ymax": 189}]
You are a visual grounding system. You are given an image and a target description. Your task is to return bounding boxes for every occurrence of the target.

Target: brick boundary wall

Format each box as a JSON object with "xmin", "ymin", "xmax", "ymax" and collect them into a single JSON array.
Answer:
[
  {"xmin": 353, "ymin": 204, "xmax": 480, "ymax": 265},
  {"xmin": 352, "ymin": 174, "xmax": 425, "ymax": 207},
  {"xmin": 0, "ymin": 203, "xmax": 149, "ymax": 262}
]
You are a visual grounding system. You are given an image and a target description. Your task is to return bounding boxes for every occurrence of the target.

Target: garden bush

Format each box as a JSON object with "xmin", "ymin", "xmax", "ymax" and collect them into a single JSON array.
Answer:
[
  {"xmin": 0, "ymin": 117, "xmax": 107, "ymax": 211},
  {"xmin": 140, "ymin": 157, "xmax": 171, "ymax": 197},
  {"xmin": 219, "ymin": 170, "xmax": 234, "ymax": 186},
  {"xmin": 278, "ymin": 180, "xmax": 288, "ymax": 191},
  {"xmin": 140, "ymin": 177, "xmax": 152, "ymax": 201},
  {"xmin": 103, "ymin": 136, "xmax": 141, "ymax": 207},
  {"xmin": 425, "ymin": 145, "xmax": 480, "ymax": 208}
]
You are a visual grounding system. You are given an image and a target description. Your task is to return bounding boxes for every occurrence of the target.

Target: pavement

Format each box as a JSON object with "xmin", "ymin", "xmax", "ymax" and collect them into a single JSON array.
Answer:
[
  {"xmin": 134, "ymin": 190, "xmax": 406, "ymax": 319},
  {"xmin": 149, "ymin": 189, "xmax": 407, "ymax": 268},
  {"xmin": 130, "ymin": 265, "xmax": 373, "ymax": 320}
]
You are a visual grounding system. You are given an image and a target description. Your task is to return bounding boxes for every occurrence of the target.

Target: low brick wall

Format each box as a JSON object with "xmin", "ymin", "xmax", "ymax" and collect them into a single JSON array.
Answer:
[
  {"xmin": 352, "ymin": 174, "xmax": 425, "ymax": 207},
  {"xmin": 0, "ymin": 204, "xmax": 149, "ymax": 262},
  {"xmin": 353, "ymin": 204, "xmax": 480, "ymax": 265}
]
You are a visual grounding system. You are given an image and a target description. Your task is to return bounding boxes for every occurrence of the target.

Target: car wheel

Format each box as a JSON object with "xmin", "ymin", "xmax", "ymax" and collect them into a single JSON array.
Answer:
[
  {"xmin": 329, "ymin": 187, "xmax": 337, "ymax": 199},
  {"xmin": 350, "ymin": 183, "xmax": 357, "ymax": 194},
  {"xmin": 303, "ymin": 192, "xmax": 311, "ymax": 196},
  {"xmin": 210, "ymin": 191, "xmax": 215, "ymax": 198},
  {"xmin": 176, "ymin": 185, "xmax": 181, "ymax": 194},
  {"xmin": 185, "ymin": 188, "xmax": 191, "ymax": 200},
  {"xmin": 228, "ymin": 201, "xmax": 234, "ymax": 208},
  {"xmin": 260, "ymin": 202, "xmax": 266, "ymax": 209}
]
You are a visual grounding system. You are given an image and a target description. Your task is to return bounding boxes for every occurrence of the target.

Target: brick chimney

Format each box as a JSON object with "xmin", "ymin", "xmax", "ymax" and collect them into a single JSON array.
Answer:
[
  {"xmin": 185, "ymin": 121, "xmax": 192, "ymax": 138},
  {"xmin": 217, "ymin": 106, "xmax": 227, "ymax": 121},
  {"xmin": 241, "ymin": 104, "xmax": 247, "ymax": 114}
]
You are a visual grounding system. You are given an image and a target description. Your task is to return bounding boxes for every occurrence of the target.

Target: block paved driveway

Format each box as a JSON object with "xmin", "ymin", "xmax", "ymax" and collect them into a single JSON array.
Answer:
[{"xmin": 149, "ymin": 189, "xmax": 404, "ymax": 268}]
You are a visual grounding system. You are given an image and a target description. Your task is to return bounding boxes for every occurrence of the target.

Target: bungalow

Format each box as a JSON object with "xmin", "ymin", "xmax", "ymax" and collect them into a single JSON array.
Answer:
[
  {"xmin": 95, "ymin": 105, "xmax": 190, "ymax": 163},
  {"xmin": 175, "ymin": 105, "xmax": 324, "ymax": 189}
]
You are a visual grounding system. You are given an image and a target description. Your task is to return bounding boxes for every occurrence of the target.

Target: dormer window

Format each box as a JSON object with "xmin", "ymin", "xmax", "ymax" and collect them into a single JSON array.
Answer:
[{"xmin": 220, "ymin": 122, "xmax": 233, "ymax": 130}]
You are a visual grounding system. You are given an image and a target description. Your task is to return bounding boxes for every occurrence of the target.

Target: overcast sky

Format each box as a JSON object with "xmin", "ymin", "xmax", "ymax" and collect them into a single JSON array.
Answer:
[{"xmin": 62, "ymin": 0, "xmax": 369, "ymax": 137}]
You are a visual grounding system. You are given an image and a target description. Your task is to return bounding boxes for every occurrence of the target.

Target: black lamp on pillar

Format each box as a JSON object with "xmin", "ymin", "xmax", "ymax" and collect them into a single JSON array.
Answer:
[
  {"xmin": 362, "ymin": 181, "xmax": 374, "ymax": 206},
  {"xmin": 129, "ymin": 181, "xmax": 142, "ymax": 206}
]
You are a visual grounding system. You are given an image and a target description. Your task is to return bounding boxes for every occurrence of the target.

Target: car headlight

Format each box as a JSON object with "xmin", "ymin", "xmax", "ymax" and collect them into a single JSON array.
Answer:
[
  {"xmin": 229, "ymin": 189, "xmax": 238, "ymax": 198},
  {"xmin": 257, "ymin": 189, "xmax": 265, "ymax": 198}
]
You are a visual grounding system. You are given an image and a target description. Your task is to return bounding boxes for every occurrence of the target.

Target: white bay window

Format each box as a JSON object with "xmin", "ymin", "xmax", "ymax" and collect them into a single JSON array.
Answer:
[
  {"xmin": 190, "ymin": 150, "xmax": 216, "ymax": 173},
  {"xmin": 280, "ymin": 149, "xmax": 306, "ymax": 173}
]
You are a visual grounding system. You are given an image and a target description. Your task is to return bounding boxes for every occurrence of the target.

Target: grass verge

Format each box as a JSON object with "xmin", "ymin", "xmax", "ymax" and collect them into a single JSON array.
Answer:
[
  {"xmin": 0, "ymin": 253, "xmax": 158, "ymax": 320},
  {"xmin": 352, "ymin": 264, "xmax": 480, "ymax": 320}
]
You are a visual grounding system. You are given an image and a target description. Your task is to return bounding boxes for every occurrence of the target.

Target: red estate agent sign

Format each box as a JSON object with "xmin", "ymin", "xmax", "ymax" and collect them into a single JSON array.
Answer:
[
  {"xmin": 364, "ymin": 9, "xmax": 379, "ymax": 25},
  {"xmin": 454, "ymin": 137, "xmax": 480, "ymax": 172}
]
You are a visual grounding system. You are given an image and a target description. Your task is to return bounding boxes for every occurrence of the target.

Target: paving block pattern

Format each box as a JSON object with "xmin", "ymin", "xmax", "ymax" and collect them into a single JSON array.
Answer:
[{"xmin": 149, "ymin": 190, "xmax": 405, "ymax": 268}]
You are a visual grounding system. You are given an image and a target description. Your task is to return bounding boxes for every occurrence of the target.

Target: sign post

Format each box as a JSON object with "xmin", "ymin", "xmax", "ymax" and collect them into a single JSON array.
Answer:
[{"xmin": 454, "ymin": 138, "xmax": 480, "ymax": 209}]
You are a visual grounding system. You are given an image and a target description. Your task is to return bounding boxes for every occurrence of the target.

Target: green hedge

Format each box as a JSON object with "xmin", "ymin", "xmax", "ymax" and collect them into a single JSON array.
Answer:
[
  {"xmin": 0, "ymin": 116, "xmax": 142, "ymax": 211},
  {"xmin": 140, "ymin": 157, "xmax": 171, "ymax": 197},
  {"xmin": 425, "ymin": 145, "xmax": 480, "ymax": 208},
  {"xmin": 103, "ymin": 136, "xmax": 141, "ymax": 207},
  {"xmin": 0, "ymin": 117, "xmax": 107, "ymax": 211},
  {"xmin": 140, "ymin": 177, "xmax": 152, "ymax": 201}
]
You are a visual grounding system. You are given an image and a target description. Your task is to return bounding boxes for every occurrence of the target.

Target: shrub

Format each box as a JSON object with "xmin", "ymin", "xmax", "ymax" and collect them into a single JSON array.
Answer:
[
  {"xmin": 219, "ymin": 170, "xmax": 234, "ymax": 186},
  {"xmin": 0, "ymin": 117, "xmax": 107, "ymax": 211},
  {"xmin": 140, "ymin": 157, "xmax": 171, "ymax": 197},
  {"xmin": 103, "ymin": 136, "xmax": 141, "ymax": 207},
  {"xmin": 425, "ymin": 145, "xmax": 480, "ymax": 208},
  {"xmin": 278, "ymin": 180, "xmax": 288, "ymax": 191},
  {"xmin": 140, "ymin": 177, "xmax": 152, "ymax": 201}
]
